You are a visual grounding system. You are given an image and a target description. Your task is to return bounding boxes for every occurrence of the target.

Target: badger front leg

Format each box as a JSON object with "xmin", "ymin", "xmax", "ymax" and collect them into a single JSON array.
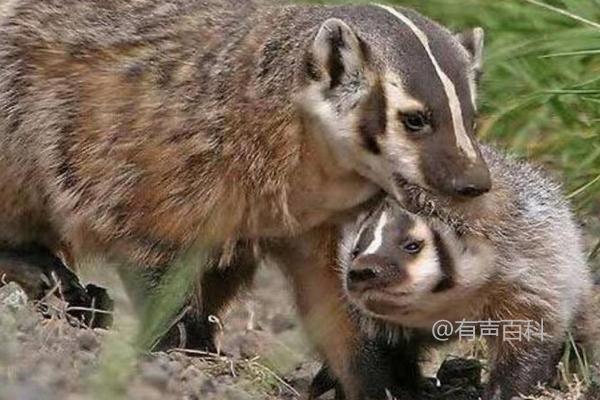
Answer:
[
  {"xmin": 270, "ymin": 226, "xmax": 413, "ymax": 400},
  {"xmin": 118, "ymin": 241, "xmax": 258, "ymax": 352},
  {"xmin": 181, "ymin": 242, "xmax": 258, "ymax": 352},
  {"xmin": 484, "ymin": 322, "xmax": 564, "ymax": 400},
  {"xmin": 268, "ymin": 226, "xmax": 361, "ymax": 399},
  {"xmin": 481, "ymin": 292, "xmax": 569, "ymax": 400}
]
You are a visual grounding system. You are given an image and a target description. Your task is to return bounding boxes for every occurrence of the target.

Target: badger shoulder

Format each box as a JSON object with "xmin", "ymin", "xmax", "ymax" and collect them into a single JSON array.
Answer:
[{"xmin": 480, "ymin": 144, "xmax": 585, "ymax": 259}]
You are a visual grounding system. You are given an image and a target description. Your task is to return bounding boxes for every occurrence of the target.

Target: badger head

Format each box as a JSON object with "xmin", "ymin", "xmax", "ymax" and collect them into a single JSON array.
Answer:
[
  {"xmin": 340, "ymin": 198, "xmax": 495, "ymax": 328},
  {"xmin": 298, "ymin": 5, "xmax": 490, "ymax": 200}
]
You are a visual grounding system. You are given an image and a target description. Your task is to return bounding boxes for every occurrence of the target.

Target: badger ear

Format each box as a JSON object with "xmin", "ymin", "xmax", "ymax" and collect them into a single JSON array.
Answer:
[
  {"xmin": 310, "ymin": 18, "xmax": 365, "ymax": 88},
  {"xmin": 456, "ymin": 27, "xmax": 485, "ymax": 79}
]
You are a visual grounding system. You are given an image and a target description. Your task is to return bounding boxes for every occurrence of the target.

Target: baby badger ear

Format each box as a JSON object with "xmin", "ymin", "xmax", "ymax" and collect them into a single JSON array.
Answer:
[
  {"xmin": 456, "ymin": 27, "xmax": 485, "ymax": 80},
  {"xmin": 311, "ymin": 18, "xmax": 366, "ymax": 88}
]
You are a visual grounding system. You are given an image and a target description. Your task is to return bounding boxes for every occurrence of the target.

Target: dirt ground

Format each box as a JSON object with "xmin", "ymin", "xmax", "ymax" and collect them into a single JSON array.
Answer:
[
  {"xmin": 0, "ymin": 266, "xmax": 316, "ymax": 400},
  {"xmin": 1, "ymin": 227, "xmax": 599, "ymax": 400}
]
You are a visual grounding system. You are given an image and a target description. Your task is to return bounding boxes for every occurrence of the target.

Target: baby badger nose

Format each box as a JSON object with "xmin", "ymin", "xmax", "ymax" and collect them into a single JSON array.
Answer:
[
  {"xmin": 347, "ymin": 267, "xmax": 378, "ymax": 284},
  {"xmin": 453, "ymin": 163, "xmax": 492, "ymax": 197},
  {"xmin": 347, "ymin": 254, "xmax": 402, "ymax": 292}
]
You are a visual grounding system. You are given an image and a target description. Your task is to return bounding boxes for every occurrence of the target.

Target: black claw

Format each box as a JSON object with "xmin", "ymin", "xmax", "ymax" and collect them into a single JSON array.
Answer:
[
  {"xmin": 45, "ymin": 269, "xmax": 114, "ymax": 329},
  {"xmin": 0, "ymin": 244, "xmax": 114, "ymax": 329},
  {"xmin": 76, "ymin": 284, "xmax": 114, "ymax": 329},
  {"xmin": 309, "ymin": 364, "xmax": 339, "ymax": 399},
  {"xmin": 42, "ymin": 255, "xmax": 114, "ymax": 329},
  {"xmin": 153, "ymin": 312, "xmax": 220, "ymax": 354}
]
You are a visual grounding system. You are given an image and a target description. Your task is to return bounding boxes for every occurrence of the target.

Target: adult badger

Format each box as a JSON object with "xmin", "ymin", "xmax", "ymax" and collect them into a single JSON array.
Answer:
[{"xmin": 0, "ymin": 1, "xmax": 490, "ymax": 398}]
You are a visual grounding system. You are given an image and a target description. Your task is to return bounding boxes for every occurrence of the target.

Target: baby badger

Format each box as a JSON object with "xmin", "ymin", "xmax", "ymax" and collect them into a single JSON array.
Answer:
[{"xmin": 340, "ymin": 145, "xmax": 595, "ymax": 400}]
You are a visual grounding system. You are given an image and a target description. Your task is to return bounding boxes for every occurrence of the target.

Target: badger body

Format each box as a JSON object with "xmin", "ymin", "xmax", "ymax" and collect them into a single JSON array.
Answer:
[
  {"xmin": 341, "ymin": 145, "xmax": 595, "ymax": 400},
  {"xmin": 0, "ymin": 0, "xmax": 493, "ymax": 265},
  {"xmin": 0, "ymin": 0, "xmax": 376, "ymax": 265}
]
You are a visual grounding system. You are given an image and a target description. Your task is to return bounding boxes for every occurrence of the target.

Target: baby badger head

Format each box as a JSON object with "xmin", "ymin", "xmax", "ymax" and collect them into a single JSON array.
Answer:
[
  {"xmin": 341, "ymin": 199, "xmax": 494, "ymax": 327},
  {"xmin": 298, "ymin": 5, "xmax": 491, "ymax": 199}
]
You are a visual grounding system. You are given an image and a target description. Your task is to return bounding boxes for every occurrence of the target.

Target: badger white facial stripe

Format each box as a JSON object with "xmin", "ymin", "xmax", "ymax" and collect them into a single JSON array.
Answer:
[
  {"xmin": 364, "ymin": 211, "xmax": 388, "ymax": 254},
  {"xmin": 375, "ymin": 4, "xmax": 478, "ymax": 162}
]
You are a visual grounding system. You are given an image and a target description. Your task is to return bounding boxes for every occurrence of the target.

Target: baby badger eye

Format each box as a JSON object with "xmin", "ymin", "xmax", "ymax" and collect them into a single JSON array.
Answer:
[
  {"xmin": 399, "ymin": 111, "xmax": 431, "ymax": 133},
  {"xmin": 351, "ymin": 248, "xmax": 361, "ymax": 260},
  {"xmin": 402, "ymin": 240, "xmax": 423, "ymax": 254}
]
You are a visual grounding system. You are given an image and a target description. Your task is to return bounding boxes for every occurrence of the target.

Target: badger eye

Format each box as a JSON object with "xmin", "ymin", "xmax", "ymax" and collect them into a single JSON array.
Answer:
[
  {"xmin": 400, "ymin": 111, "xmax": 430, "ymax": 133},
  {"xmin": 403, "ymin": 240, "xmax": 423, "ymax": 254},
  {"xmin": 351, "ymin": 248, "xmax": 361, "ymax": 260}
]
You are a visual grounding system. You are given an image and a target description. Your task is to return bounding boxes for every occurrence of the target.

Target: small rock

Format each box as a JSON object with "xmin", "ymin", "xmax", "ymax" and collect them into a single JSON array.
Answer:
[
  {"xmin": 77, "ymin": 330, "xmax": 100, "ymax": 351},
  {"xmin": 224, "ymin": 387, "xmax": 253, "ymax": 400},
  {"xmin": 270, "ymin": 314, "xmax": 296, "ymax": 334},
  {"xmin": 180, "ymin": 365, "xmax": 204, "ymax": 382},
  {"xmin": 0, "ymin": 282, "xmax": 28, "ymax": 310},
  {"xmin": 77, "ymin": 350, "xmax": 97, "ymax": 365},
  {"xmin": 167, "ymin": 359, "xmax": 183, "ymax": 375},
  {"xmin": 153, "ymin": 353, "xmax": 171, "ymax": 370},
  {"xmin": 141, "ymin": 362, "xmax": 170, "ymax": 390},
  {"xmin": 199, "ymin": 377, "xmax": 218, "ymax": 396},
  {"xmin": 16, "ymin": 312, "xmax": 40, "ymax": 333}
]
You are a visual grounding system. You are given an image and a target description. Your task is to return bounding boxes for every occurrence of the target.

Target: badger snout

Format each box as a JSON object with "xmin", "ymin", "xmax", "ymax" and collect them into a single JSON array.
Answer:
[
  {"xmin": 452, "ymin": 162, "xmax": 492, "ymax": 197},
  {"xmin": 346, "ymin": 253, "xmax": 406, "ymax": 293}
]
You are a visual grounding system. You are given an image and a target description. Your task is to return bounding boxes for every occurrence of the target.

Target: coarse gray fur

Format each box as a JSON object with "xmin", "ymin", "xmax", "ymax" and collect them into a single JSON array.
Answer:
[{"xmin": 340, "ymin": 144, "xmax": 596, "ymax": 400}]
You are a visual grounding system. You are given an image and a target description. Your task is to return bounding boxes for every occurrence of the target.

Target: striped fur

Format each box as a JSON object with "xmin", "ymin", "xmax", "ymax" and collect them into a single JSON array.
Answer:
[{"xmin": 376, "ymin": 4, "xmax": 477, "ymax": 162}]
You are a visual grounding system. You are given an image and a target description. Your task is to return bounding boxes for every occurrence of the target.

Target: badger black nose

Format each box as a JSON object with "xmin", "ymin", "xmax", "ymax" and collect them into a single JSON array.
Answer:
[
  {"xmin": 455, "ymin": 184, "xmax": 489, "ymax": 198},
  {"xmin": 348, "ymin": 268, "xmax": 377, "ymax": 284},
  {"xmin": 452, "ymin": 163, "xmax": 492, "ymax": 197}
]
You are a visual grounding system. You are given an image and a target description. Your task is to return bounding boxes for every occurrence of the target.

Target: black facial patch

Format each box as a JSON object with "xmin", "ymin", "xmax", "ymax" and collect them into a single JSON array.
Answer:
[
  {"xmin": 358, "ymin": 81, "xmax": 387, "ymax": 155},
  {"xmin": 353, "ymin": 202, "xmax": 385, "ymax": 255},
  {"xmin": 354, "ymin": 202, "xmax": 415, "ymax": 263},
  {"xmin": 431, "ymin": 229, "xmax": 455, "ymax": 292},
  {"xmin": 326, "ymin": 25, "xmax": 348, "ymax": 89},
  {"xmin": 354, "ymin": 216, "xmax": 377, "ymax": 255}
]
